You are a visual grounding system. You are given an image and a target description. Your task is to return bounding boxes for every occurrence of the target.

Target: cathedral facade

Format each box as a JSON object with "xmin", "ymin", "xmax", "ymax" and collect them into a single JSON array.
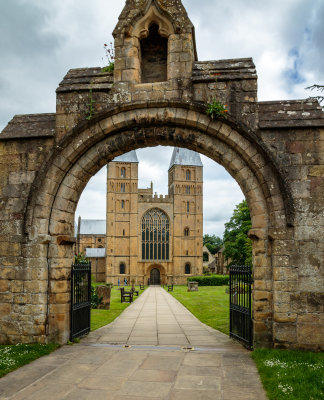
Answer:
[{"xmin": 106, "ymin": 147, "xmax": 203, "ymax": 285}]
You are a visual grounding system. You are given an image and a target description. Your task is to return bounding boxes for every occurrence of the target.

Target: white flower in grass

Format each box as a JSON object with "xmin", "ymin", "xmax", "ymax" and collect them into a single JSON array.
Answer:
[{"xmin": 278, "ymin": 383, "xmax": 293, "ymax": 394}]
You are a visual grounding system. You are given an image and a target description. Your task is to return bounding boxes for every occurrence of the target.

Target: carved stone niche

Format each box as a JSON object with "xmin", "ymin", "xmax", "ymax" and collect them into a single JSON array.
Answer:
[
  {"xmin": 132, "ymin": 5, "xmax": 175, "ymax": 83},
  {"xmin": 130, "ymin": 4, "xmax": 175, "ymax": 39}
]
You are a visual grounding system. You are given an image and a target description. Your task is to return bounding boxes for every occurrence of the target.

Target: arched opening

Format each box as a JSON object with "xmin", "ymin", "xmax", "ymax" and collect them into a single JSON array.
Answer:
[
  {"xmin": 150, "ymin": 268, "xmax": 161, "ymax": 285},
  {"xmin": 120, "ymin": 263, "xmax": 126, "ymax": 275},
  {"xmin": 184, "ymin": 227, "xmax": 190, "ymax": 237},
  {"xmin": 140, "ymin": 23, "xmax": 168, "ymax": 83},
  {"xmin": 185, "ymin": 263, "xmax": 191, "ymax": 275},
  {"xmin": 121, "ymin": 167, "xmax": 126, "ymax": 178},
  {"xmin": 24, "ymin": 102, "xmax": 292, "ymax": 345},
  {"xmin": 203, "ymin": 252, "xmax": 209, "ymax": 262}
]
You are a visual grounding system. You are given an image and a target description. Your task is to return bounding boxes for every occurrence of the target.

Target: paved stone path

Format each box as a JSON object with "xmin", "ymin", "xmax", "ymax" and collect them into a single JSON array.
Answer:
[{"xmin": 0, "ymin": 287, "xmax": 267, "ymax": 399}]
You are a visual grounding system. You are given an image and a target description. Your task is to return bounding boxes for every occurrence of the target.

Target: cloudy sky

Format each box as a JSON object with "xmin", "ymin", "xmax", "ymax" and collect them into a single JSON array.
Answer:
[{"xmin": 1, "ymin": 0, "xmax": 323, "ymax": 236}]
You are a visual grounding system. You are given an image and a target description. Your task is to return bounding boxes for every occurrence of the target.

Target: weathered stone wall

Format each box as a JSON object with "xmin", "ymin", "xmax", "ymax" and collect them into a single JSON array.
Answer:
[
  {"xmin": 0, "ymin": 136, "xmax": 53, "ymax": 343},
  {"xmin": 259, "ymin": 125, "xmax": 324, "ymax": 349}
]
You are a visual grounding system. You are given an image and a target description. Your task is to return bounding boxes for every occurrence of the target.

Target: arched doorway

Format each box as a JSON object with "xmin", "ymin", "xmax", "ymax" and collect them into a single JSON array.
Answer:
[
  {"xmin": 24, "ymin": 102, "xmax": 291, "ymax": 346},
  {"xmin": 150, "ymin": 268, "xmax": 161, "ymax": 285}
]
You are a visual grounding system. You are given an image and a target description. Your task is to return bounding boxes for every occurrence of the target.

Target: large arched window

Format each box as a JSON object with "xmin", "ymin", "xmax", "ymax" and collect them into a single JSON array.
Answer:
[
  {"xmin": 142, "ymin": 208, "xmax": 169, "ymax": 260},
  {"xmin": 121, "ymin": 167, "xmax": 126, "ymax": 178}
]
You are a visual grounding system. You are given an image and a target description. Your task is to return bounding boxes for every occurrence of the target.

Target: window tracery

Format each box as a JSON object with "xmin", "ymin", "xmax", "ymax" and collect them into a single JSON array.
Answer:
[{"xmin": 142, "ymin": 208, "xmax": 170, "ymax": 260}]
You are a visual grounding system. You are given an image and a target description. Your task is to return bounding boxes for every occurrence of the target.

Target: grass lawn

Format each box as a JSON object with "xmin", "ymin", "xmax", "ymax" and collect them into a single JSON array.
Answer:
[
  {"xmin": 0, "ymin": 343, "xmax": 59, "ymax": 378},
  {"xmin": 168, "ymin": 285, "xmax": 229, "ymax": 335},
  {"xmin": 91, "ymin": 285, "xmax": 145, "ymax": 331},
  {"xmin": 252, "ymin": 348, "xmax": 324, "ymax": 400}
]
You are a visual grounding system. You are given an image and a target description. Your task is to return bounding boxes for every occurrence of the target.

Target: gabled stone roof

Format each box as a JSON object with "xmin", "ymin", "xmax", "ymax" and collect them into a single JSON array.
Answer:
[
  {"xmin": 258, "ymin": 100, "xmax": 324, "ymax": 129},
  {"xmin": 113, "ymin": 150, "xmax": 139, "ymax": 163},
  {"xmin": 192, "ymin": 58, "xmax": 257, "ymax": 83},
  {"xmin": 57, "ymin": 68, "xmax": 113, "ymax": 93},
  {"xmin": 0, "ymin": 114, "xmax": 56, "ymax": 140},
  {"xmin": 169, "ymin": 147, "xmax": 203, "ymax": 169}
]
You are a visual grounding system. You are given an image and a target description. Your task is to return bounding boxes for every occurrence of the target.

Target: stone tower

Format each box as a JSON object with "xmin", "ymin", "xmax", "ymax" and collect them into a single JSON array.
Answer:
[
  {"xmin": 168, "ymin": 148, "xmax": 203, "ymax": 277},
  {"xmin": 106, "ymin": 151, "xmax": 139, "ymax": 282},
  {"xmin": 112, "ymin": 0, "xmax": 197, "ymax": 102}
]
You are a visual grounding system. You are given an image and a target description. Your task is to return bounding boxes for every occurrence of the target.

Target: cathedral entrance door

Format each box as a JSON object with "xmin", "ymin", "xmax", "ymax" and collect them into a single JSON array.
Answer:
[{"xmin": 150, "ymin": 268, "xmax": 161, "ymax": 285}]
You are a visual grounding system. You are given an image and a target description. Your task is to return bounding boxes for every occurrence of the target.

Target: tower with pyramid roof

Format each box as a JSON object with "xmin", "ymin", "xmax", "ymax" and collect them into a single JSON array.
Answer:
[{"xmin": 168, "ymin": 148, "xmax": 203, "ymax": 281}]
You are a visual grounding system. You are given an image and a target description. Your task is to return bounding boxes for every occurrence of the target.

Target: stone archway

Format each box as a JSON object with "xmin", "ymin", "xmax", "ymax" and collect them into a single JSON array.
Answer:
[
  {"xmin": 21, "ymin": 101, "xmax": 291, "ymax": 346},
  {"xmin": 147, "ymin": 264, "xmax": 166, "ymax": 286}
]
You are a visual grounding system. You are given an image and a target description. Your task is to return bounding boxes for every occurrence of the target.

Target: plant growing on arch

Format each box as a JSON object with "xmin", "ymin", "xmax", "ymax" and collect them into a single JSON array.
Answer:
[
  {"xmin": 206, "ymin": 73, "xmax": 228, "ymax": 119},
  {"xmin": 102, "ymin": 42, "xmax": 115, "ymax": 73},
  {"xmin": 206, "ymin": 99, "xmax": 228, "ymax": 119}
]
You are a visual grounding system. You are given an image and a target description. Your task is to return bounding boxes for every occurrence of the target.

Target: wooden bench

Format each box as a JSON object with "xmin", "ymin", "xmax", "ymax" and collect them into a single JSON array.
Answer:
[
  {"xmin": 167, "ymin": 284, "xmax": 174, "ymax": 292},
  {"xmin": 139, "ymin": 284, "xmax": 145, "ymax": 290},
  {"xmin": 131, "ymin": 287, "xmax": 139, "ymax": 296},
  {"xmin": 120, "ymin": 287, "xmax": 133, "ymax": 303}
]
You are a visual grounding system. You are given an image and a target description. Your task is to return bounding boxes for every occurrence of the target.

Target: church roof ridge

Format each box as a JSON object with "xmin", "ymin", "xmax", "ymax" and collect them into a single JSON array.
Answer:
[
  {"xmin": 169, "ymin": 147, "xmax": 203, "ymax": 169},
  {"xmin": 77, "ymin": 219, "xmax": 106, "ymax": 235}
]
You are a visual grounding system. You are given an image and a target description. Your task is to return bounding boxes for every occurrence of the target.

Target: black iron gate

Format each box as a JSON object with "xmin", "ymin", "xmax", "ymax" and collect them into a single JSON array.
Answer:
[
  {"xmin": 70, "ymin": 263, "xmax": 91, "ymax": 341},
  {"xmin": 229, "ymin": 265, "xmax": 253, "ymax": 349}
]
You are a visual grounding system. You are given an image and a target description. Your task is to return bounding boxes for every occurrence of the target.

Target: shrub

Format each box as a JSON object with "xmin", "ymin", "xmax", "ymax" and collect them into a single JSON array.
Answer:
[
  {"xmin": 91, "ymin": 286, "xmax": 103, "ymax": 309},
  {"xmin": 187, "ymin": 275, "xmax": 229, "ymax": 286}
]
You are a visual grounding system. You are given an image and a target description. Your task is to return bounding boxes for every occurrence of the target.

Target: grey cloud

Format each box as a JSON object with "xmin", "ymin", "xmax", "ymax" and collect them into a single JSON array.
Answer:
[{"xmin": 0, "ymin": 0, "xmax": 63, "ymax": 60}]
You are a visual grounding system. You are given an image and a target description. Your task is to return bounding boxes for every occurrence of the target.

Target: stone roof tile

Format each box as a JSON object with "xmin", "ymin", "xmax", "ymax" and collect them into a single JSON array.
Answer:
[
  {"xmin": 0, "ymin": 113, "xmax": 56, "ymax": 140},
  {"xmin": 192, "ymin": 58, "xmax": 257, "ymax": 83},
  {"xmin": 258, "ymin": 100, "xmax": 324, "ymax": 128},
  {"xmin": 57, "ymin": 67, "xmax": 114, "ymax": 93}
]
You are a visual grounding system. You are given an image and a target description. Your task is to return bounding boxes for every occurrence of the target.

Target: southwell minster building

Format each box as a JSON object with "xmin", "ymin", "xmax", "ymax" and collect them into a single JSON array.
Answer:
[{"xmin": 78, "ymin": 147, "xmax": 203, "ymax": 285}]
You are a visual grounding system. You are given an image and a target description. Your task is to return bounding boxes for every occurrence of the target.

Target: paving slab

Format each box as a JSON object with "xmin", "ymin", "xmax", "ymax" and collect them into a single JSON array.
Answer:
[{"xmin": 0, "ymin": 287, "xmax": 267, "ymax": 400}]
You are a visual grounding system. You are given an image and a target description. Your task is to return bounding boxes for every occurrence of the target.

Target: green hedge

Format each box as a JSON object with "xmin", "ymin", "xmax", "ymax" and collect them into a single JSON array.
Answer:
[{"xmin": 187, "ymin": 275, "xmax": 229, "ymax": 286}]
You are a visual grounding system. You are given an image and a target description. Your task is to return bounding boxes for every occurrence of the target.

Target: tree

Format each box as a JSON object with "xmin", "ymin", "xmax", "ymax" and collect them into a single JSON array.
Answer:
[
  {"xmin": 223, "ymin": 200, "xmax": 252, "ymax": 266},
  {"xmin": 306, "ymin": 84, "xmax": 324, "ymax": 107},
  {"xmin": 203, "ymin": 234, "xmax": 223, "ymax": 254}
]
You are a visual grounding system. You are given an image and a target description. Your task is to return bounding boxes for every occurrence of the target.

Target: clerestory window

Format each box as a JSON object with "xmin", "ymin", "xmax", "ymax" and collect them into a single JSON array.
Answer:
[{"xmin": 142, "ymin": 208, "xmax": 170, "ymax": 261}]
